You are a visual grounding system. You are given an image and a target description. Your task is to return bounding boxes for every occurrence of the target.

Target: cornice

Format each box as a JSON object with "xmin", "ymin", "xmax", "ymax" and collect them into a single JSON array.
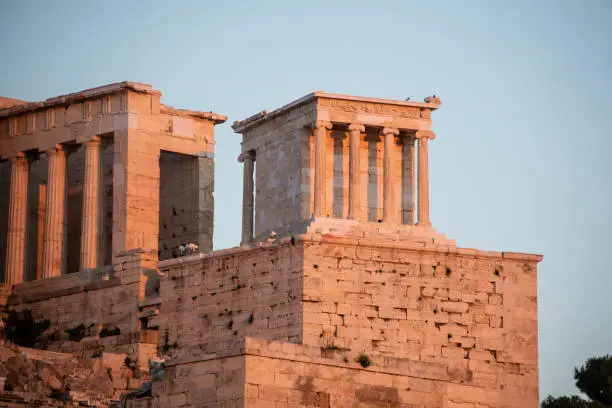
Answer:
[{"xmin": 232, "ymin": 91, "xmax": 440, "ymax": 134}]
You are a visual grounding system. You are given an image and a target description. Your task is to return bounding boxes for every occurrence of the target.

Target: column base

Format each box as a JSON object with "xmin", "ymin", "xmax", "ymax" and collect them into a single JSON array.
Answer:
[
  {"xmin": 303, "ymin": 217, "xmax": 455, "ymax": 246},
  {"xmin": 239, "ymin": 217, "xmax": 455, "ymax": 248}
]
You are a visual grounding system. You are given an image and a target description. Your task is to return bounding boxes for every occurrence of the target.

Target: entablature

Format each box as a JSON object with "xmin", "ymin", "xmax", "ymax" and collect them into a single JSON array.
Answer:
[
  {"xmin": 0, "ymin": 82, "xmax": 226, "ymax": 159},
  {"xmin": 232, "ymin": 91, "xmax": 440, "ymax": 134}
]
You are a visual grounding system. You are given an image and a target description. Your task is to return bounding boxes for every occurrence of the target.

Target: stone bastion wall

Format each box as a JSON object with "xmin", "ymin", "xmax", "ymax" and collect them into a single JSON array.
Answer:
[
  {"xmin": 1, "ymin": 232, "xmax": 541, "ymax": 407},
  {"xmin": 4, "ymin": 249, "xmax": 161, "ymax": 374}
]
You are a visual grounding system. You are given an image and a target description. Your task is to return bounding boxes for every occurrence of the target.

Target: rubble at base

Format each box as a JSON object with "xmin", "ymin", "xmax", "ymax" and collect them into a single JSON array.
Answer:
[{"xmin": 0, "ymin": 341, "xmax": 150, "ymax": 407}]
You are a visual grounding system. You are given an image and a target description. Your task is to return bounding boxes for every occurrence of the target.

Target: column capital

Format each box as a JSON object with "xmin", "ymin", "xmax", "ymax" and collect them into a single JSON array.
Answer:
[
  {"xmin": 313, "ymin": 120, "xmax": 333, "ymax": 130},
  {"xmin": 382, "ymin": 127, "xmax": 399, "ymax": 136},
  {"xmin": 9, "ymin": 152, "xmax": 27, "ymax": 164},
  {"xmin": 237, "ymin": 150, "xmax": 256, "ymax": 163},
  {"xmin": 85, "ymin": 135, "xmax": 102, "ymax": 147},
  {"xmin": 45, "ymin": 144, "xmax": 65, "ymax": 157},
  {"xmin": 347, "ymin": 123, "xmax": 365, "ymax": 132},
  {"xmin": 415, "ymin": 129, "xmax": 435, "ymax": 140}
]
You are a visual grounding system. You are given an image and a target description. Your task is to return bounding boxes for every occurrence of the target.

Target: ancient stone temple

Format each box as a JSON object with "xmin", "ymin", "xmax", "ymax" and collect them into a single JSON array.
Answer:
[
  {"xmin": 232, "ymin": 92, "xmax": 450, "ymax": 244},
  {"xmin": 0, "ymin": 84, "xmax": 542, "ymax": 407},
  {"xmin": 0, "ymin": 82, "xmax": 224, "ymax": 282}
]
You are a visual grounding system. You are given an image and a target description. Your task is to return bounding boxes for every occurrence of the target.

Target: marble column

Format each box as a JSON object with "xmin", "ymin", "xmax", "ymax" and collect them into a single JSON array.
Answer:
[
  {"xmin": 80, "ymin": 137, "xmax": 101, "ymax": 270},
  {"xmin": 313, "ymin": 121, "xmax": 332, "ymax": 217},
  {"xmin": 382, "ymin": 127, "xmax": 399, "ymax": 223},
  {"xmin": 240, "ymin": 151, "xmax": 255, "ymax": 244},
  {"xmin": 5, "ymin": 154, "xmax": 29, "ymax": 285},
  {"xmin": 410, "ymin": 136, "xmax": 416, "ymax": 226},
  {"xmin": 415, "ymin": 130, "xmax": 435, "ymax": 227},
  {"xmin": 347, "ymin": 124, "xmax": 365, "ymax": 220},
  {"xmin": 36, "ymin": 184, "xmax": 47, "ymax": 280},
  {"xmin": 42, "ymin": 145, "xmax": 66, "ymax": 278}
]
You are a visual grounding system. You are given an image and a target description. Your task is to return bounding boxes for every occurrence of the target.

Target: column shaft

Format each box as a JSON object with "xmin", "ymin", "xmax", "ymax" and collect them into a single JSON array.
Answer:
[
  {"xmin": 313, "ymin": 121, "xmax": 332, "ymax": 217},
  {"xmin": 347, "ymin": 124, "xmax": 364, "ymax": 220},
  {"xmin": 241, "ymin": 152, "xmax": 255, "ymax": 244},
  {"xmin": 382, "ymin": 127, "xmax": 399, "ymax": 223},
  {"xmin": 36, "ymin": 185, "xmax": 47, "ymax": 280},
  {"xmin": 416, "ymin": 130, "xmax": 434, "ymax": 226},
  {"xmin": 410, "ymin": 137, "xmax": 416, "ymax": 225},
  {"xmin": 81, "ymin": 137, "xmax": 101, "ymax": 270},
  {"xmin": 42, "ymin": 145, "xmax": 66, "ymax": 278},
  {"xmin": 5, "ymin": 155, "xmax": 29, "ymax": 285}
]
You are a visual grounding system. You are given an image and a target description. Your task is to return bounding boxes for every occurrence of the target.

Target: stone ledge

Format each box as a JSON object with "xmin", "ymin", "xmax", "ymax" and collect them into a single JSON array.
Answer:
[
  {"xmin": 8, "ymin": 285, "xmax": 84, "ymax": 305},
  {"xmin": 8, "ymin": 267, "xmax": 122, "ymax": 305},
  {"xmin": 164, "ymin": 337, "xmax": 486, "ymax": 387},
  {"xmin": 16, "ymin": 346, "xmax": 73, "ymax": 363},
  {"xmin": 84, "ymin": 279, "xmax": 122, "ymax": 292},
  {"xmin": 300, "ymin": 231, "xmax": 543, "ymax": 262},
  {"xmin": 160, "ymin": 105, "xmax": 227, "ymax": 124},
  {"xmin": 156, "ymin": 232, "xmax": 542, "ymax": 274},
  {"xmin": 156, "ymin": 241, "xmax": 302, "ymax": 271},
  {"xmin": 157, "ymin": 253, "xmax": 207, "ymax": 269}
]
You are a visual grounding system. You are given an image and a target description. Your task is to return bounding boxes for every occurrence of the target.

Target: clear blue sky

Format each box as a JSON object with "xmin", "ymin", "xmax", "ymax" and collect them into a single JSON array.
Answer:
[{"xmin": 1, "ymin": 0, "xmax": 611, "ymax": 401}]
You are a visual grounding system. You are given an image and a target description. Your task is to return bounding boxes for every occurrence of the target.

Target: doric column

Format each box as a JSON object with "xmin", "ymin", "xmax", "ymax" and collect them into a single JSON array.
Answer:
[
  {"xmin": 382, "ymin": 127, "xmax": 399, "ymax": 223},
  {"xmin": 42, "ymin": 145, "xmax": 66, "ymax": 278},
  {"xmin": 347, "ymin": 124, "xmax": 365, "ymax": 220},
  {"xmin": 36, "ymin": 185, "xmax": 47, "ymax": 280},
  {"xmin": 415, "ymin": 130, "xmax": 435, "ymax": 227},
  {"xmin": 313, "ymin": 121, "xmax": 332, "ymax": 217},
  {"xmin": 239, "ymin": 151, "xmax": 255, "ymax": 244},
  {"xmin": 5, "ymin": 154, "xmax": 29, "ymax": 285},
  {"xmin": 81, "ymin": 137, "xmax": 101, "ymax": 270}
]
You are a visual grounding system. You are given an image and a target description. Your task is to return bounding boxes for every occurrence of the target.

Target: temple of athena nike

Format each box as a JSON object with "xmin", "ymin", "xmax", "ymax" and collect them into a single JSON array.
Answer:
[{"xmin": 0, "ymin": 82, "xmax": 542, "ymax": 407}]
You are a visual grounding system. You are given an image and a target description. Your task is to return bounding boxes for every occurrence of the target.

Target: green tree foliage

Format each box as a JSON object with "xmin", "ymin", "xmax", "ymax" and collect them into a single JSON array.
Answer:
[
  {"xmin": 575, "ymin": 355, "xmax": 612, "ymax": 406},
  {"xmin": 542, "ymin": 355, "xmax": 612, "ymax": 408}
]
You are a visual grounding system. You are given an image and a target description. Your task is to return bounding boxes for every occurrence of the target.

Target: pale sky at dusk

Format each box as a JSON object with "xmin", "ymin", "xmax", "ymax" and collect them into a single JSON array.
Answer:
[{"xmin": 1, "ymin": 0, "xmax": 611, "ymax": 401}]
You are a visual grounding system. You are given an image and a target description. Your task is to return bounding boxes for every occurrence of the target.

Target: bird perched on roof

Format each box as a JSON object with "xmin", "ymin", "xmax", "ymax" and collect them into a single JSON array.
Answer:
[{"xmin": 424, "ymin": 95, "xmax": 441, "ymax": 105}]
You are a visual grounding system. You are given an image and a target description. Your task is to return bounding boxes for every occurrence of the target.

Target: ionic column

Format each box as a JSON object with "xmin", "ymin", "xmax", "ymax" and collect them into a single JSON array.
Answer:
[
  {"xmin": 5, "ymin": 154, "xmax": 29, "ymax": 285},
  {"xmin": 347, "ymin": 124, "xmax": 364, "ymax": 220},
  {"xmin": 80, "ymin": 137, "xmax": 101, "ymax": 270},
  {"xmin": 409, "ymin": 136, "xmax": 416, "ymax": 225},
  {"xmin": 42, "ymin": 145, "xmax": 66, "ymax": 278},
  {"xmin": 313, "ymin": 121, "xmax": 332, "ymax": 217},
  {"xmin": 415, "ymin": 130, "xmax": 435, "ymax": 227},
  {"xmin": 382, "ymin": 127, "xmax": 399, "ymax": 223},
  {"xmin": 239, "ymin": 151, "xmax": 255, "ymax": 244}
]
